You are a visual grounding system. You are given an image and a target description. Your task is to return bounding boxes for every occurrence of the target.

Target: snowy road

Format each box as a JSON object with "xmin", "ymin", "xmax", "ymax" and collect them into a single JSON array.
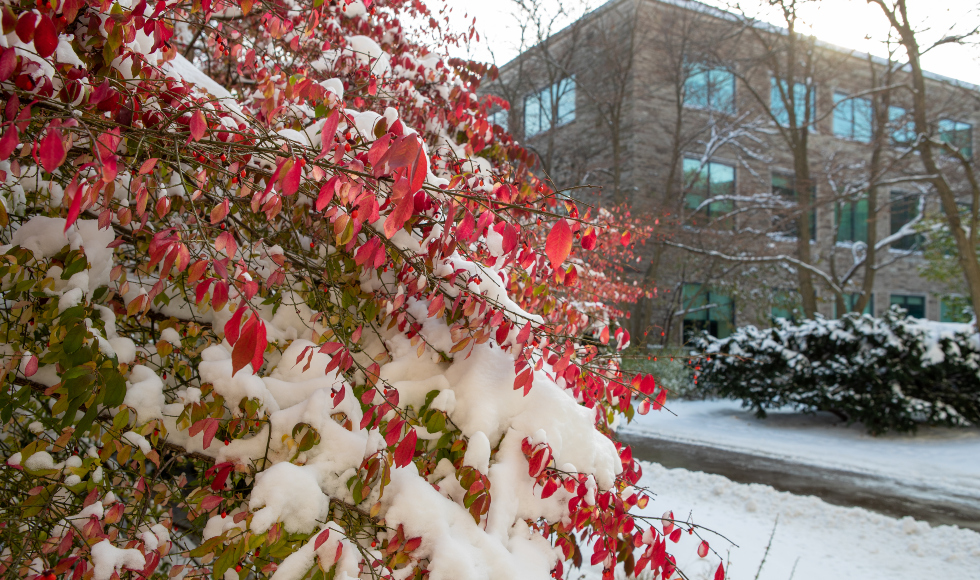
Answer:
[
  {"xmin": 579, "ymin": 462, "xmax": 980, "ymax": 580},
  {"xmin": 620, "ymin": 433, "xmax": 980, "ymax": 531},
  {"xmin": 617, "ymin": 398, "xmax": 980, "ymax": 529}
]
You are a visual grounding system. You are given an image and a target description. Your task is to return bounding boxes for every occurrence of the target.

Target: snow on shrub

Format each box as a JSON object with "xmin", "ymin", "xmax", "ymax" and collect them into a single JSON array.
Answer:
[
  {"xmin": 692, "ymin": 309, "xmax": 980, "ymax": 434},
  {"xmin": 0, "ymin": 0, "xmax": 702, "ymax": 579}
]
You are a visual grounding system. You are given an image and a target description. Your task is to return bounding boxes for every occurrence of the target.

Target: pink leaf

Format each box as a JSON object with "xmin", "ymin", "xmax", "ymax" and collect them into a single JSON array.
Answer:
[
  {"xmin": 224, "ymin": 305, "xmax": 246, "ymax": 345},
  {"xmin": 23, "ymin": 354, "xmax": 38, "ymax": 377},
  {"xmin": 714, "ymin": 563, "xmax": 725, "ymax": 580},
  {"xmin": 698, "ymin": 540, "xmax": 709, "ymax": 558},
  {"xmin": 231, "ymin": 315, "xmax": 257, "ymax": 375},
  {"xmin": 251, "ymin": 318, "xmax": 267, "ymax": 372},
  {"xmin": 0, "ymin": 48, "xmax": 17, "ymax": 82},
  {"xmin": 545, "ymin": 219, "xmax": 572, "ymax": 268},
  {"xmin": 201, "ymin": 495, "xmax": 223, "ymax": 511},
  {"xmin": 139, "ymin": 158, "xmax": 158, "ymax": 174},
  {"xmin": 202, "ymin": 418, "xmax": 220, "ymax": 450},
  {"xmin": 282, "ymin": 159, "xmax": 303, "ymax": 196},
  {"xmin": 621, "ymin": 231, "xmax": 631, "ymax": 246}
]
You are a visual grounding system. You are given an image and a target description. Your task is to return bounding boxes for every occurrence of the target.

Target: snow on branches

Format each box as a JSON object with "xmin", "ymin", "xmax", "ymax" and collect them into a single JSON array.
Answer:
[{"xmin": 0, "ymin": 0, "xmax": 709, "ymax": 579}]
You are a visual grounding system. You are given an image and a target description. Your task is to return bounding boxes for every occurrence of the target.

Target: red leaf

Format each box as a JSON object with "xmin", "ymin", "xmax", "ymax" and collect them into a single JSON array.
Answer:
[
  {"xmin": 621, "ymin": 231, "xmax": 631, "ymax": 246},
  {"xmin": 64, "ymin": 179, "xmax": 83, "ymax": 232},
  {"xmin": 545, "ymin": 219, "xmax": 573, "ymax": 268},
  {"xmin": 282, "ymin": 158, "xmax": 302, "ymax": 196},
  {"xmin": 384, "ymin": 175, "xmax": 413, "ymax": 238},
  {"xmin": 383, "ymin": 135, "xmax": 419, "ymax": 169},
  {"xmin": 714, "ymin": 562, "xmax": 725, "ymax": 580},
  {"xmin": 638, "ymin": 399, "xmax": 651, "ymax": 415},
  {"xmin": 250, "ymin": 318, "xmax": 267, "ymax": 374},
  {"xmin": 320, "ymin": 110, "xmax": 340, "ymax": 151},
  {"xmin": 368, "ymin": 134, "xmax": 393, "ymax": 167},
  {"xmin": 541, "ymin": 478, "xmax": 558, "ymax": 499},
  {"xmin": 669, "ymin": 528, "xmax": 682, "ymax": 543},
  {"xmin": 15, "ymin": 12, "xmax": 35, "ymax": 43},
  {"xmin": 580, "ymin": 228, "xmax": 597, "ymax": 250},
  {"xmin": 698, "ymin": 540, "xmax": 709, "ymax": 558},
  {"xmin": 393, "ymin": 428, "xmax": 417, "ymax": 468},
  {"xmin": 640, "ymin": 374, "xmax": 656, "ymax": 395},
  {"xmin": 599, "ymin": 326, "xmax": 610, "ymax": 345},
  {"xmin": 0, "ymin": 125, "xmax": 19, "ymax": 159},
  {"xmin": 202, "ymin": 419, "xmax": 221, "ymax": 451},
  {"xmin": 314, "ymin": 529, "xmax": 331, "ymax": 550},
  {"xmin": 189, "ymin": 110, "xmax": 206, "ymax": 141},
  {"xmin": 231, "ymin": 315, "xmax": 258, "ymax": 375},
  {"xmin": 224, "ymin": 305, "xmax": 246, "ymax": 345},
  {"xmin": 501, "ymin": 223, "xmax": 518, "ymax": 254},
  {"xmin": 201, "ymin": 495, "xmax": 223, "ymax": 511},
  {"xmin": 456, "ymin": 211, "xmax": 475, "ymax": 242},
  {"xmin": 209, "ymin": 461, "xmax": 232, "ymax": 488},
  {"xmin": 403, "ymin": 537, "xmax": 422, "ymax": 553},
  {"xmin": 33, "ymin": 15, "xmax": 57, "ymax": 58},
  {"xmin": 332, "ymin": 384, "xmax": 345, "ymax": 407},
  {"xmin": 653, "ymin": 388, "xmax": 667, "ymax": 411},
  {"xmin": 0, "ymin": 48, "xmax": 17, "ymax": 82},
  {"xmin": 39, "ymin": 127, "xmax": 66, "ymax": 173},
  {"xmin": 515, "ymin": 321, "xmax": 531, "ymax": 346}
]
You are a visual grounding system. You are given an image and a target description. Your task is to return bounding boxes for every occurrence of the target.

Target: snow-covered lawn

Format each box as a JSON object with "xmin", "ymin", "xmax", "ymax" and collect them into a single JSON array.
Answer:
[
  {"xmin": 620, "ymin": 398, "xmax": 980, "ymax": 501},
  {"xmin": 580, "ymin": 462, "xmax": 980, "ymax": 580}
]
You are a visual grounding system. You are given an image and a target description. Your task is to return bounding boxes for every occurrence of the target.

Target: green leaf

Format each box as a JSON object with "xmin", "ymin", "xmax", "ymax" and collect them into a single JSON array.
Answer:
[
  {"xmin": 103, "ymin": 371, "xmax": 126, "ymax": 407},
  {"xmin": 425, "ymin": 411, "xmax": 445, "ymax": 433},
  {"xmin": 63, "ymin": 325, "xmax": 87, "ymax": 354}
]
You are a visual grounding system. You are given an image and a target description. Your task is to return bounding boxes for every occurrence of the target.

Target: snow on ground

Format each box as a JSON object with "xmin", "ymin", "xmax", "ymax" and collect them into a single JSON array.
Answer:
[
  {"xmin": 580, "ymin": 462, "xmax": 980, "ymax": 580},
  {"xmin": 620, "ymin": 398, "xmax": 980, "ymax": 501}
]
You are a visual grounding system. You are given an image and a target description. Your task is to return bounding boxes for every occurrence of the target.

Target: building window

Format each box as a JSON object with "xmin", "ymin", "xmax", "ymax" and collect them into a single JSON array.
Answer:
[
  {"xmin": 940, "ymin": 295, "xmax": 972, "ymax": 323},
  {"xmin": 524, "ymin": 77, "xmax": 575, "ymax": 137},
  {"xmin": 836, "ymin": 197, "xmax": 868, "ymax": 244},
  {"xmin": 890, "ymin": 191, "xmax": 922, "ymax": 251},
  {"xmin": 770, "ymin": 78, "xmax": 815, "ymax": 128},
  {"xmin": 488, "ymin": 109, "xmax": 508, "ymax": 132},
  {"xmin": 684, "ymin": 65, "xmax": 735, "ymax": 114},
  {"xmin": 771, "ymin": 289, "xmax": 802, "ymax": 323},
  {"xmin": 681, "ymin": 283, "xmax": 734, "ymax": 342},
  {"xmin": 772, "ymin": 172, "xmax": 816, "ymax": 241},
  {"xmin": 889, "ymin": 106, "xmax": 915, "ymax": 145},
  {"xmin": 833, "ymin": 93, "xmax": 873, "ymax": 143},
  {"xmin": 834, "ymin": 292, "xmax": 874, "ymax": 317},
  {"xmin": 890, "ymin": 294, "xmax": 925, "ymax": 319},
  {"xmin": 938, "ymin": 119, "xmax": 972, "ymax": 157},
  {"xmin": 683, "ymin": 158, "xmax": 735, "ymax": 227}
]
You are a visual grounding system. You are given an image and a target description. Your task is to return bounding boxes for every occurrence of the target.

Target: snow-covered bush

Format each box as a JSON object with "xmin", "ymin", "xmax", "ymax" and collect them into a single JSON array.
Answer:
[
  {"xmin": 693, "ymin": 309, "xmax": 980, "ymax": 434},
  {"xmin": 0, "ymin": 0, "xmax": 708, "ymax": 579}
]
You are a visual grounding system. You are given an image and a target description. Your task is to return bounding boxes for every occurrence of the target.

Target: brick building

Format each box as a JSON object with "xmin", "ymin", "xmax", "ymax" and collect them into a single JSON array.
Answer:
[{"xmin": 485, "ymin": 0, "xmax": 980, "ymax": 345}]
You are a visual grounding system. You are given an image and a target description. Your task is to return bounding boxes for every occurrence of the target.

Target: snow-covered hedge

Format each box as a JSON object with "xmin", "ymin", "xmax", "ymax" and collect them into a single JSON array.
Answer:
[{"xmin": 692, "ymin": 309, "xmax": 980, "ymax": 434}]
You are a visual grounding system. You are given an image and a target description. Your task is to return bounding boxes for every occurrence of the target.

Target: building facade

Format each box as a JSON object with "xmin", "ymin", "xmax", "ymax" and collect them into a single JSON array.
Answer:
[{"xmin": 486, "ymin": 0, "xmax": 980, "ymax": 345}]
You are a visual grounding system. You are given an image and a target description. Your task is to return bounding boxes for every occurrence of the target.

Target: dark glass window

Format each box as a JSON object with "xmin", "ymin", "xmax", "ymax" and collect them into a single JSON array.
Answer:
[
  {"xmin": 682, "ymin": 283, "xmax": 734, "ymax": 342},
  {"xmin": 772, "ymin": 172, "xmax": 816, "ymax": 241},
  {"xmin": 836, "ymin": 197, "xmax": 868, "ymax": 244},
  {"xmin": 684, "ymin": 158, "xmax": 735, "ymax": 227},
  {"xmin": 834, "ymin": 292, "xmax": 874, "ymax": 317},
  {"xmin": 890, "ymin": 294, "xmax": 925, "ymax": 319},
  {"xmin": 890, "ymin": 191, "xmax": 923, "ymax": 251},
  {"xmin": 938, "ymin": 119, "xmax": 972, "ymax": 157}
]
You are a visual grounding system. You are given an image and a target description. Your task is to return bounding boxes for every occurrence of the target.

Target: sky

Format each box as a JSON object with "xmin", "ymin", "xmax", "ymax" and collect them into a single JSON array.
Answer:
[{"xmin": 443, "ymin": 0, "xmax": 980, "ymax": 86}]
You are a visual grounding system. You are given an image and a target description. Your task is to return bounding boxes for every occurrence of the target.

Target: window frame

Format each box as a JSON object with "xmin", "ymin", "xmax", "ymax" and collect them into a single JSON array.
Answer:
[
  {"xmin": 835, "ymin": 196, "xmax": 869, "ymax": 245},
  {"xmin": 938, "ymin": 118, "xmax": 973, "ymax": 158},
  {"xmin": 771, "ymin": 171, "xmax": 817, "ymax": 242},
  {"xmin": 683, "ymin": 64, "xmax": 736, "ymax": 115},
  {"xmin": 833, "ymin": 92, "xmax": 873, "ymax": 143},
  {"xmin": 523, "ymin": 77, "xmax": 576, "ymax": 138},
  {"xmin": 770, "ymin": 78, "xmax": 816, "ymax": 130}
]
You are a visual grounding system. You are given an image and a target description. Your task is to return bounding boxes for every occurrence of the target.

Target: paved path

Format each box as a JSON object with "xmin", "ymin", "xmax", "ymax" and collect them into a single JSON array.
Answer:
[{"xmin": 619, "ymin": 433, "xmax": 980, "ymax": 532}]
